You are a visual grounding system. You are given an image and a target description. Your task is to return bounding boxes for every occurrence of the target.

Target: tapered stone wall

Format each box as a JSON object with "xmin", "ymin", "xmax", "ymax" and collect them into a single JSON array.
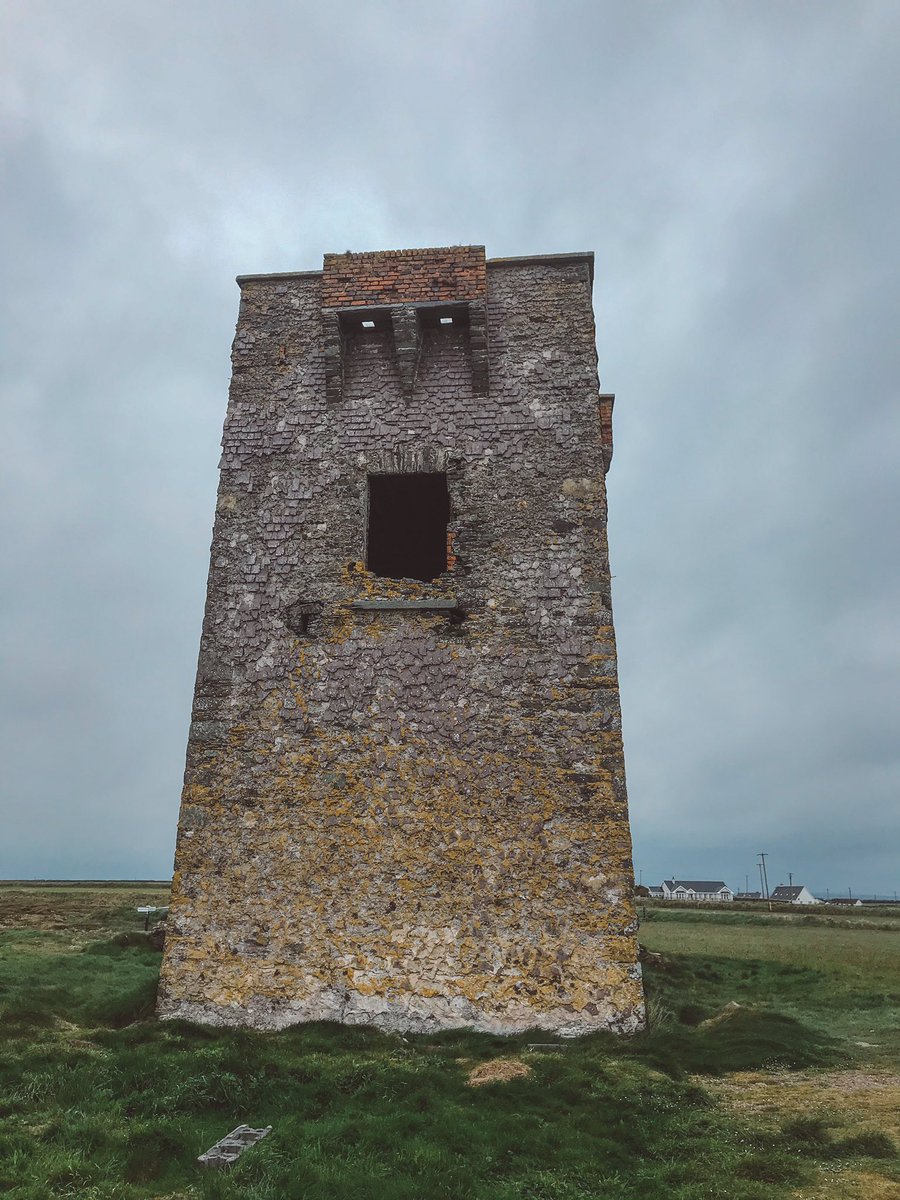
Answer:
[{"xmin": 158, "ymin": 246, "xmax": 645, "ymax": 1034}]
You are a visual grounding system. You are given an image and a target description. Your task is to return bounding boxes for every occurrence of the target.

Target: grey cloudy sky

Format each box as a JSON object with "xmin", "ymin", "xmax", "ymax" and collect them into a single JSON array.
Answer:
[{"xmin": 1, "ymin": 0, "xmax": 898, "ymax": 895}]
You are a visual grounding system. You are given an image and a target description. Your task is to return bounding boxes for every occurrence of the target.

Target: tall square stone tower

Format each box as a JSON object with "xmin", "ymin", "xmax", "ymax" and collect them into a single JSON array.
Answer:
[{"xmin": 158, "ymin": 246, "xmax": 644, "ymax": 1034}]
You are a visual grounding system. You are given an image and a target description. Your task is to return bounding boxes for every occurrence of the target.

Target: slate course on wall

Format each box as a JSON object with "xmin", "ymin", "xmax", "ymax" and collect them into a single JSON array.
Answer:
[{"xmin": 158, "ymin": 245, "xmax": 645, "ymax": 1035}]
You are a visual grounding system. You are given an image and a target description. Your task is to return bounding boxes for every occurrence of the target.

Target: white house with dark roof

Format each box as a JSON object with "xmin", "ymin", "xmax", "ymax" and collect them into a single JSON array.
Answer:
[
  {"xmin": 661, "ymin": 879, "xmax": 734, "ymax": 902},
  {"xmin": 770, "ymin": 884, "xmax": 821, "ymax": 905}
]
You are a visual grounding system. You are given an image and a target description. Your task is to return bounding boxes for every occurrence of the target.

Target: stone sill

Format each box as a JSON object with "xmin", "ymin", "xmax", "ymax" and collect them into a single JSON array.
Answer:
[{"xmin": 347, "ymin": 599, "xmax": 459, "ymax": 611}]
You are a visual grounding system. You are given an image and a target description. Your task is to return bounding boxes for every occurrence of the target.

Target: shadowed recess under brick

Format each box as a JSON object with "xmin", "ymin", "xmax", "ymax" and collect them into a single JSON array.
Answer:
[{"xmin": 158, "ymin": 245, "xmax": 644, "ymax": 1035}]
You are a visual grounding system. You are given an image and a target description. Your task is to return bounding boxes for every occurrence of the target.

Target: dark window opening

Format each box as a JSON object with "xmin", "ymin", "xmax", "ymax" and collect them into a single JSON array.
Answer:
[
  {"xmin": 419, "ymin": 304, "xmax": 468, "ymax": 332},
  {"xmin": 339, "ymin": 308, "xmax": 391, "ymax": 335},
  {"xmin": 367, "ymin": 473, "xmax": 449, "ymax": 582}
]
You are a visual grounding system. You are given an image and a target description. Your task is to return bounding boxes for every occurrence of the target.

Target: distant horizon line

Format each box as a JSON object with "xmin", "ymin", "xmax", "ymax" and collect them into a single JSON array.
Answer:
[
  {"xmin": 0, "ymin": 878, "xmax": 172, "ymax": 886},
  {"xmin": 2, "ymin": 877, "xmax": 897, "ymax": 901}
]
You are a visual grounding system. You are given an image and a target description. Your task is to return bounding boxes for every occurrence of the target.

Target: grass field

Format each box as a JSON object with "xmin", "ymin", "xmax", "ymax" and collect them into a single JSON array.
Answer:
[
  {"xmin": 638, "ymin": 904, "xmax": 900, "ymax": 1063},
  {"xmin": 0, "ymin": 886, "xmax": 897, "ymax": 1199}
]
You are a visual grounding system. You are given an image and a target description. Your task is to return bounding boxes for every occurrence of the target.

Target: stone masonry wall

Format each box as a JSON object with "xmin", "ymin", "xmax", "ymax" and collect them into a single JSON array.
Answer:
[{"xmin": 157, "ymin": 249, "xmax": 645, "ymax": 1035}]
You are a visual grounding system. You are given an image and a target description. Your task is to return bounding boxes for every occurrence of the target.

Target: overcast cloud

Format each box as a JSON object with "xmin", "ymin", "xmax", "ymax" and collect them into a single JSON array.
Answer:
[{"xmin": 1, "ymin": 0, "xmax": 898, "ymax": 895}]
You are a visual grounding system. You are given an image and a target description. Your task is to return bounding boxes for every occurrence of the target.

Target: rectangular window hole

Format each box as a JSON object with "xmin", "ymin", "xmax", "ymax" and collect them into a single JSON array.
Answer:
[
  {"xmin": 338, "ymin": 309, "xmax": 391, "ymax": 337},
  {"xmin": 420, "ymin": 305, "xmax": 468, "ymax": 331},
  {"xmin": 367, "ymin": 473, "xmax": 449, "ymax": 582}
]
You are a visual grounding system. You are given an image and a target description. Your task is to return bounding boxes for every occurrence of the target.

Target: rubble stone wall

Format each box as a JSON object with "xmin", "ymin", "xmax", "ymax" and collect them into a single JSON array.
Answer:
[{"xmin": 158, "ymin": 249, "xmax": 645, "ymax": 1035}]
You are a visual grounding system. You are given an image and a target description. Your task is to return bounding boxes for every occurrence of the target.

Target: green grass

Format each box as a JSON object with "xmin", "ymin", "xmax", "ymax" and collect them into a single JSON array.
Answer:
[
  {"xmin": 637, "ymin": 902, "xmax": 900, "ymax": 931},
  {"xmin": 0, "ymin": 882, "xmax": 170, "ymax": 934},
  {"xmin": 639, "ymin": 911, "xmax": 900, "ymax": 1064},
  {"xmin": 0, "ymin": 930, "xmax": 161, "ymax": 1030},
  {"xmin": 0, "ymin": 887, "xmax": 896, "ymax": 1199}
]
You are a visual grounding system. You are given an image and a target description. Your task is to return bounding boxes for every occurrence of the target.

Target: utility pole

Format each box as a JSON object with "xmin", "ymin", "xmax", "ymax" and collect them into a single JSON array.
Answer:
[
  {"xmin": 759, "ymin": 852, "xmax": 771, "ymax": 911},
  {"xmin": 745, "ymin": 873, "xmax": 750, "ymax": 894}
]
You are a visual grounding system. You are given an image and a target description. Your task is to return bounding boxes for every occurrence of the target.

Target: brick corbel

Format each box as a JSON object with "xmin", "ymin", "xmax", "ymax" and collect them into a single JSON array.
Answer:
[
  {"xmin": 391, "ymin": 306, "xmax": 421, "ymax": 399},
  {"xmin": 468, "ymin": 300, "xmax": 489, "ymax": 395},
  {"xmin": 323, "ymin": 310, "xmax": 345, "ymax": 404},
  {"xmin": 599, "ymin": 393, "xmax": 615, "ymax": 471}
]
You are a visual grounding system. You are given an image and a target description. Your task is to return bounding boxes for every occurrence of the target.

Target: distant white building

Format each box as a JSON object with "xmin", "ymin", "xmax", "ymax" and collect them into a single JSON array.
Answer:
[
  {"xmin": 770, "ymin": 884, "xmax": 820, "ymax": 905},
  {"xmin": 661, "ymin": 879, "xmax": 733, "ymax": 902}
]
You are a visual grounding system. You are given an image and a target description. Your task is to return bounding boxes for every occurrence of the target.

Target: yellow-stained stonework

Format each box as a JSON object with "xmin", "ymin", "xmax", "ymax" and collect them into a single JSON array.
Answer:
[{"xmin": 158, "ymin": 247, "xmax": 645, "ymax": 1034}]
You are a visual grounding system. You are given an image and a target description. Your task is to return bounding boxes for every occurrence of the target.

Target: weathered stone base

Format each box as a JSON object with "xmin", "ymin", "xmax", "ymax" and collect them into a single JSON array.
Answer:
[{"xmin": 157, "ymin": 964, "xmax": 645, "ymax": 1036}]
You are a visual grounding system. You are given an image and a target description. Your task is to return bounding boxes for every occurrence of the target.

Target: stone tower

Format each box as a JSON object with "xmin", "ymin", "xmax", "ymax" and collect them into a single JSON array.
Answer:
[{"xmin": 158, "ymin": 246, "xmax": 644, "ymax": 1035}]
